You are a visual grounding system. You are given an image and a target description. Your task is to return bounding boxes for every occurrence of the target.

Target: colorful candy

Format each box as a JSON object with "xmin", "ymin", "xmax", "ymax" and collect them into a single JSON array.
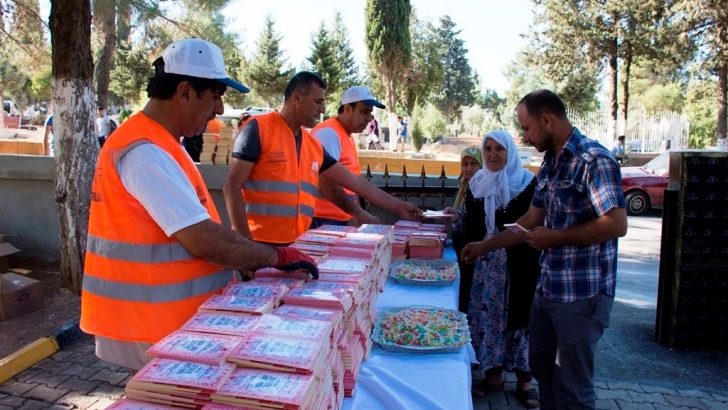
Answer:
[
  {"xmin": 376, "ymin": 307, "xmax": 469, "ymax": 347},
  {"xmin": 391, "ymin": 261, "xmax": 457, "ymax": 282}
]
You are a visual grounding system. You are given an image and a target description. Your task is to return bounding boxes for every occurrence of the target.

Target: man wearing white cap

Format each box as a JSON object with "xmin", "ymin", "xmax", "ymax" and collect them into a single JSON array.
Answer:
[
  {"xmin": 309, "ymin": 86, "xmax": 385, "ymax": 228},
  {"xmin": 224, "ymin": 72, "xmax": 422, "ymax": 245},
  {"xmin": 81, "ymin": 39, "xmax": 318, "ymax": 371}
]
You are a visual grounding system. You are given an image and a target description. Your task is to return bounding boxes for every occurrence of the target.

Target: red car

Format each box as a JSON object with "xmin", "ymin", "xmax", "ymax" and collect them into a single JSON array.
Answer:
[{"xmin": 621, "ymin": 151, "xmax": 670, "ymax": 216}]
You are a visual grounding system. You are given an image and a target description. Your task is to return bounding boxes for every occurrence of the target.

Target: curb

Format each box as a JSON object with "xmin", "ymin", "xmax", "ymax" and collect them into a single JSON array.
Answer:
[{"xmin": 0, "ymin": 318, "xmax": 87, "ymax": 384}]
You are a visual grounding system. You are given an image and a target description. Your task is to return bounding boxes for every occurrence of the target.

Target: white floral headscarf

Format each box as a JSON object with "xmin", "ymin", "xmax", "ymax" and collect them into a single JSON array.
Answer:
[{"xmin": 468, "ymin": 130, "xmax": 535, "ymax": 234}]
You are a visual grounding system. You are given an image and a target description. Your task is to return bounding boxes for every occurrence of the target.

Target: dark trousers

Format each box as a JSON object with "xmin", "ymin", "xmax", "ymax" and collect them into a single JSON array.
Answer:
[{"xmin": 529, "ymin": 292, "xmax": 614, "ymax": 410}]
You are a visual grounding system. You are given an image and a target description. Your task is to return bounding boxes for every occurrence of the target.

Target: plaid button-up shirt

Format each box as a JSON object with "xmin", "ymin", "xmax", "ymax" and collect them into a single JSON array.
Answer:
[{"xmin": 531, "ymin": 128, "xmax": 625, "ymax": 302}]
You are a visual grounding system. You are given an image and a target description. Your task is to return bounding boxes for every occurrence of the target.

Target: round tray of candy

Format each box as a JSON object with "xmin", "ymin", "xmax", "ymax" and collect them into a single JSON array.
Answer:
[
  {"xmin": 371, "ymin": 306, "xmax": 470, "ymax": 353},
  {"xmin": 389, "ymin": 260, "xmax": 459, "ymax": 286}
]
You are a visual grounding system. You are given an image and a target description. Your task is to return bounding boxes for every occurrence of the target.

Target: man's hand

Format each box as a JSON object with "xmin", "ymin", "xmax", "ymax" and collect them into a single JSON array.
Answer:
[
  {"xmin": 396, "ymin": 200, "xmax": 423, "ymax": 221},
  {"xmin": 442, "ymin": 207, "xmax": 460, "ymax": 223},
  {"xmin": 520, "ymin": 226, "xmax": 559, "ymax": 251},
  {"xmin": 273, "ymin": 246, "xmax": 319, "ymax": 279},
  {"xmin": 461, "ymin": 241, "xmax": 489, "ymax": 264},
  {"xmin": 353, "ymin": 208, "xmax": 380, "ymax": 226}
]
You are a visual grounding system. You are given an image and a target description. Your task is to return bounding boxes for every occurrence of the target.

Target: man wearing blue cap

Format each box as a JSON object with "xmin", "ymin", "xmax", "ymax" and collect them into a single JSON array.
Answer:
[
  {"xmin": 310, "ymin": 86, "xmax": 386, "ymax": 228},
  {"xmin": 81, "ymin": 39, "xmax": 318, "ymax": 371}
]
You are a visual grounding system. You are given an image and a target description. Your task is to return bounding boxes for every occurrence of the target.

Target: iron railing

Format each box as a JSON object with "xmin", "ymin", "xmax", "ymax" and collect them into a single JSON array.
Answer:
[{"xmin": 359, "ymin": 164, "xmax": 460, "ymax": 225}]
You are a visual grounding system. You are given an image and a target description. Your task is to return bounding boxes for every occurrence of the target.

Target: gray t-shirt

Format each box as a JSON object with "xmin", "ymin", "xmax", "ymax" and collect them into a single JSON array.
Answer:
[{"xmin": 232, "ymin": 118, "xmax": 337, "ymax": 171}]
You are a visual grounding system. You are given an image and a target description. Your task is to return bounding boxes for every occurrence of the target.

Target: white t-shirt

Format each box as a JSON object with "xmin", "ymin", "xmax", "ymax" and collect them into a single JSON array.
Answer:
[
  {"xmin": 97, "ymin": 115, "xmax": 110, "ymax": 137},
  {"xmin": 117, "ymin": 143, "xmax": 210, "ymax": 237},
  {"xmin": 312, "ymin": 127, "xmax": 342, "ymax": 161}
]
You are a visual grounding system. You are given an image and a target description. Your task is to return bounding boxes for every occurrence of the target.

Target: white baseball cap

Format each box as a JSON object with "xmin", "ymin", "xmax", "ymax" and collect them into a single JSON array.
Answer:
[
  {"xmin": 340, "ymin": 86, "xmax": 385, "ymax": 109},
  {"xmin": 161, "ymin": 38, "xmax": 249, "ymax": 93}
]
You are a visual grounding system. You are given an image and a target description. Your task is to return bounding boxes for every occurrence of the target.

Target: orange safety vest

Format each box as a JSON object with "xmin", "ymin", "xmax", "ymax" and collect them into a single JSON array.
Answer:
[
  {"xmin": 81, "ymin": 112, "xmax": 234, "ymax": 344},
  {"xmin": 243, "ymin": 112, "xmax": 324, "ymax": 244},
  {"xmin": 312, "ymin": 117, "xmax": 361, "ymax": 221}
]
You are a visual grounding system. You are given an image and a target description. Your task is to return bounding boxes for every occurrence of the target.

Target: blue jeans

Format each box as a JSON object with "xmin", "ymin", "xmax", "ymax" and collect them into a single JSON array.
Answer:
[
  {"xmin": 529, "ymin": 292, "xmax": 614, "ymax": 410},
  {"xmin": 309, "ymin": 217, "xmax": 349, "ymax": 230}
]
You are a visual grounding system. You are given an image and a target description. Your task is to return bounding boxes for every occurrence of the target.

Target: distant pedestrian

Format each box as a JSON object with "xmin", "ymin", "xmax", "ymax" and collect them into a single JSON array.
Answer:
[
  {"xmin": 43, "ymin": 114, "xmax": 54, "ymax": 156},
  {"xmin": 96, "ymin": 107, "xmax": 111, "ymax": 148},
  {"xmin": 365, "ymin": 117, "xmax": 383, "ymax": 150}
]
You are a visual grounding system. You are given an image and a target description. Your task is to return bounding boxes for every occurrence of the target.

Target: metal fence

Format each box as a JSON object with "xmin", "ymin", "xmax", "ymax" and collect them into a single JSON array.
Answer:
[
  {"xmin": 359, "ymin": 165, "xmax": 460, "ymax": 225},
  {"xmin": 568, "ymin": 101, "xmax": 690, "ymax": 152}
]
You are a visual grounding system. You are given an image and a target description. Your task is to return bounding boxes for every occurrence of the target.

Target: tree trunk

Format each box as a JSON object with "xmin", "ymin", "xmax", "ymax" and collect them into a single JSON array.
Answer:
[
  {"xmin": 384, "ymin": 75, "xmax": 398, "ymax": 151},
  {"xmin": 116, "ymin": 0, "xmax": 132, "ymax": 49},
  {"xmin": 607, "ymin": 37, "xmax": 619, "ymax": 142},
  {"xmin": 621, "ymin": 44, "xmax": 633, "ymax": 137},
  {"xmin": 93, "ymin": 0, "xmax": 116, "ymax": 108},
  {"xmin": 718, "ymin": 60, "xmax": 727, "ymax": 141},
  {"xmin": 50, "ymin": 0, "xmax": 97, "ymax": 295}
]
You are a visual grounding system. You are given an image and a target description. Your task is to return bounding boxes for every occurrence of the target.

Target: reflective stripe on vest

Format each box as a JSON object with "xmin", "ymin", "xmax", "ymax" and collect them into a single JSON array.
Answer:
[
  {"xmin": 87, "ymin": 234, "xmax": 192, "ymax": 263},
  {"xmin": 83, "ymin": 269, "xmax": 233, "ymax": 303},
  {"xmin": 312, "ymin": 117, "xmax": 361, "ymax": 221}
]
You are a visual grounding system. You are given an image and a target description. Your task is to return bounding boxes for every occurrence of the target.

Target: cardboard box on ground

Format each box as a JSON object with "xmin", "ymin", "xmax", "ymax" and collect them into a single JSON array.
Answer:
[{"xmin": 0, "ymin": 235, "xmax": 45, "ymax": 321}]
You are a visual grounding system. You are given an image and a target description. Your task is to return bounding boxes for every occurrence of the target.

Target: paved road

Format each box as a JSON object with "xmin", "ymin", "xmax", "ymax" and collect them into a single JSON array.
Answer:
[{"xmin": 473, "ymin": 213, "xmax": 728, "ymax": 409}]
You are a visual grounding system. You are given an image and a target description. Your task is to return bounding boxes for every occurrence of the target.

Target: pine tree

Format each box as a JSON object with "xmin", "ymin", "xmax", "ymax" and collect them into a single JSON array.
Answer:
[
  {"xmin": 332, "ymin": 12, "xmax": 359, "ymax": 91},
  {"xmin": 307, "ymin": 21, "xmax": 341, "ymax": 96},
  {"xmin": 365, "ymin": 0, "xmax": 411, "ymax": 150},
  {"xmin": 433, "ymin": 15, "xmax": 476, "ymax": 125},
  {"xmin": 246, "ymin": 16, "xmax": 293, "ymax": 107}
]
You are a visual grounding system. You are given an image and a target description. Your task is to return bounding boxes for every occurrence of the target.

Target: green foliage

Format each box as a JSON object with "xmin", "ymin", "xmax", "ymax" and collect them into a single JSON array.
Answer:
[
  {"xmin": 400, "ymin": 9, "xmax": 443, "ymax": 115},
  {"xmin": 0, "ymin": 58, "xmax": 28, "ymax": 99},
  {"xmin": 246, "ymin": 16, "xmax": 293, "ymax": 107},
  {"xmin": 29, "ymin": 63, "xmax": 52, "ymax": 101},
  {"xmin": 307, "ymin": 21, "xmax": 341, "ymax": 115},
  {"xmin": 460, "ymin": 104, "xmax": 484, "ymax": 137},
  {"xmin": 110, "ymin": 46, "xmax": 153, "ymax": 104},
  {"xmin": 433, "ymin": 15, "xmax": 476, "ymax": 122},
  {"xmin": 638, "ymin": 82, "xmax": 685, "ymax": 114},
  {"xmin": 119, "ymin": 108, "xmax": 133, "ymax": 123},
  {"xmin": 365, "ymin": 0, "xmax": 411, "ymax": 113},
  {"xmin": 685, "ymin": 72, "xmax": 718, "ymax": 148},
  {"xmin": 415, "ymin": 102, "xmax": 446, "ymax": 141},
  {"xmin": 503, "ymin": 50, "xmax": 599, "ymax": 118},
  {"xmin": 332, "ymin": 11, "xmax": 360, "ymax": 91}
]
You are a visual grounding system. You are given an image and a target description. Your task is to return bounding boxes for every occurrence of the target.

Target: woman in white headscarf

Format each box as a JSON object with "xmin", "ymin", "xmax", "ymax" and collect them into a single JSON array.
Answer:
[{"xmin": 465, "ymin": 130, "xmax": 541, "ymax": 408}]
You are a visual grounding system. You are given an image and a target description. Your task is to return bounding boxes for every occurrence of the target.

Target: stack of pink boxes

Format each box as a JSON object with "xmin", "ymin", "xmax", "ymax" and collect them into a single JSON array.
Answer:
[
  {"xmin": 110, "ymin": 223, "xmax": 395, "ymax": 410},
  {"xmin": 393, "ymin": 221, "xmax": 447, "ymax": 260}
]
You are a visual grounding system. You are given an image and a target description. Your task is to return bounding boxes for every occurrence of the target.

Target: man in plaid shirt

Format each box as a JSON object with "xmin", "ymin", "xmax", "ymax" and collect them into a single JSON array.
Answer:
[{"xmin": 463, "ymin": 90, "xmax": 627, "ymax": 410}]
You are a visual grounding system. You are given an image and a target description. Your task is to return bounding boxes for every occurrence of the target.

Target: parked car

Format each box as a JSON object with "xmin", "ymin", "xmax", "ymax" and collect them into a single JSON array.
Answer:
[
  {"xmin": 621, "ymin": 151, "xmax": 670, "ymax": 216},
  {"xmin": 217, "ymin": 106, "xmax": 275, "ymax": 128}
]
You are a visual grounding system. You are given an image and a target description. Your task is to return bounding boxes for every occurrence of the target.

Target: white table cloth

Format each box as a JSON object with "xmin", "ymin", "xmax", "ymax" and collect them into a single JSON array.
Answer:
[{"xmin": 342, "ymin": 246, "xmax": 476, "ymax": 410}]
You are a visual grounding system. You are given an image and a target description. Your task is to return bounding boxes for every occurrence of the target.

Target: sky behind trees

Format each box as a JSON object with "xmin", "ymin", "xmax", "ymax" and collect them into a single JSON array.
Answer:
[
  {"xmin": 38, "ymin": 0, "xmax": 532, "ymax": 95},
  {"xmin": 224, "ymin": 0, "xmax": 533, "ymax": 95}
]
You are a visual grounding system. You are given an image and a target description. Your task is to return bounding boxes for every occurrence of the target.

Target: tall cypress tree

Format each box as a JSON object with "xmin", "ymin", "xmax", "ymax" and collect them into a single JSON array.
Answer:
[
  {"xmin": 365, "ymin": 0, "xmax": 411, "ymax": 149},
  {"xmin": 246, "ymin": 16, "xmax": 293, "ymax": 107}
]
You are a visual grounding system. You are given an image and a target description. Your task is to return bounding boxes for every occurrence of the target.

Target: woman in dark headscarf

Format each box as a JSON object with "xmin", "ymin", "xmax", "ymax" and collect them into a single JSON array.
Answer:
[{"xmin": 444, "ymin": 146, "xmax": 483, "ymax": 313}]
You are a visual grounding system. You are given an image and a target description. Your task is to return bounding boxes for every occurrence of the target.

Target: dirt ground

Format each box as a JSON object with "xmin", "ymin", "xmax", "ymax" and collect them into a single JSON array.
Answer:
[{"xmin": 0, "ymin": 255, "xmax": 80, "ymax": 358}]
